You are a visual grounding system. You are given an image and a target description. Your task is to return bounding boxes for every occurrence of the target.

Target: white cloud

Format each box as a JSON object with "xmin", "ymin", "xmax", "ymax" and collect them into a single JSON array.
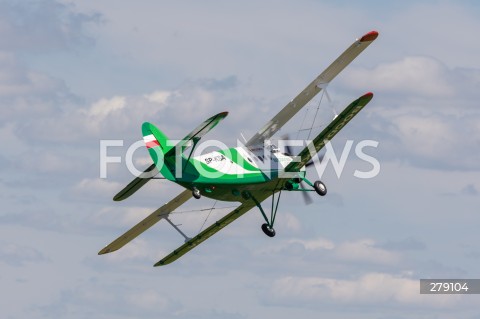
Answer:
[
  {"xmin": 21, "ymin": 80, "xmax": 232, "ymax": 144},
  {"xmin": 0, "ymin": 0, "xmax": 100, "ymax": 128},
  {"xmin": 0, "ymin": 63, "xmax": 61, "ymax": 97},
  {"xmin": 0, "ymin": 52, "xmax": 73, "ymax": 121},
  {"xmin": 144, "ymin": 90, "xmax": 173, "ymax": 105},
  {"xmin": 83, "ymin": 95, "xmax": 127, "ymax": 133},
  {"xmin": 377, "ymin": 110, "xmax": 480, "ymax": 170},
  {"xmin": 380, "ymin": 2, "xmax": 480, "ymax": 69},
  {"xmin": 70, "ymin": 178, "xmax": 122, "ymax": 200},
  {"xmin": 344, "ymin": 56, "xmax": 454, "ymax": 97},
  {"xmin": 41, "ymin": 281, "xmax": 180, "ymax": 318},
  {"xmin": 271, "ymin": 272, "xmax": 460, "ymax": 308},
  {"xmin": 0, "ymin": 0, "xmax": 100, "ymax": 52},
  {"xmin": 288, "ymin": 237, "xmax": 335, "ymax": 251},
  {"xmin": 101, "ymin": 238, "xmax": 165, "ymax": 263},
  {"xmin": 392, "ymin": 113, "xmax": 454, "ymax": 157},
  {"xmin": 16, "ymin": 150, "xmax": 85, "ymax": 174},
  {"xmin": 346, "ymin": 57, "xmax": 480, "ymax": 171},
  {"xmin": 87, "ymin": 95, "xmax": 126, "ymax": 118},
  {"xmin": 134, "ymin": 155, "xmax": 153, "ymax": 167},
  {"xmin": 126, "ymin": 289, "xmax": 170, "ymax": 310},
  {"xmin": 259, "ymin": 237, "xmax": 400, "ymax": 267},
  {"xmin": 335, "ymin": 239, "xmax": 400, "ymax": 265},
  {"xmin": 89, "ymin": 206, "xmax": 152, "ymax": 228},
  {"xmin": 0, "ymin": 241, "xmax": 49, "ymax": 266},
  {"xmin": 282, "ymin": 213, "xmax": 302, "ymax": 233}
]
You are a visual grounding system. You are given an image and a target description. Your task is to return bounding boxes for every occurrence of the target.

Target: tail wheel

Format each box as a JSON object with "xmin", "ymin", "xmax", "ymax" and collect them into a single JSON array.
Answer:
[
  {"xmin": 314, "ymin": 181, "xmax": 327, "ymax": 196},
  {"xmin": 261, "ymin": 223, "xmax": 276, "ymax": 237},
  {"xmin": 192, "ymin": 187, "xmax": 201, "ymax": 199}
]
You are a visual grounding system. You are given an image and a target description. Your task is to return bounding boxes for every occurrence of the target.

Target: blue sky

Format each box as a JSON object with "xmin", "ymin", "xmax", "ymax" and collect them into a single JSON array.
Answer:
[{"xmin": 1, "ymin": 1, "xmax": 480, "ymax": 318}]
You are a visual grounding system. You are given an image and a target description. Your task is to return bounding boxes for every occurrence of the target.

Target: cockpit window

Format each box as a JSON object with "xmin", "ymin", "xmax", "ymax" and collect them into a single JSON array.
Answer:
[{"xmin": 269, "ymin": 144, "xmax": 279, "ymax": 153}]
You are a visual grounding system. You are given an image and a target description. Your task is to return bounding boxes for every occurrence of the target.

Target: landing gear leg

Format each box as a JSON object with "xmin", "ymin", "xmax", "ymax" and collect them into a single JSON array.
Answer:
[
  {"xmin": 192, "ymin": 187, "xmax": 201, "ymax": 199},
  {"xmin": 249, "ymin": 190, "xmax": 282, "ymax": 238}
]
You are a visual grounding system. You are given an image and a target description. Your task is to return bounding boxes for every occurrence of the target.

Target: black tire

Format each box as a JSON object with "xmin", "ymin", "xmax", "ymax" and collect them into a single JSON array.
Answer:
[
  {"xmin": 192, "ymin": 187, "xmax": 201, "ymax": 199},
  {"xmin": 314, "ymin": 180, "xmax": 327, "ymax": 196},
  {"xmin": 261, "ymin": 223, "xmax": 276, "ymax": 237}
]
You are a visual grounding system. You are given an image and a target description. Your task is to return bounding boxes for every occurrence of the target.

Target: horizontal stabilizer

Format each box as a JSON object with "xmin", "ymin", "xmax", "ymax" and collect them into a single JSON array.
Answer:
[
  {"xmin": 165, "ymin": 111, "xmax": 228, "ymax": 157},
  {"xmin": 113, "ymin": 164, "xmax": 159, "ymax": 201}
]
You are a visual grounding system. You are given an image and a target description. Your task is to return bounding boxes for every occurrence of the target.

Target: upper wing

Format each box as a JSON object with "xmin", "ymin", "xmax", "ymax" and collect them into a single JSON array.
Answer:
[
  {"xmin": 246, "ymin": 31, "xmax": 378, "ymax": 148},
  {"xmin": 154, "ymin": 200, "xmax": 257, "ymax": 266},
  {"xmin": 164, "ymin": 111, "xmax": 228, "ymax": 157},
  {"xmin": 285, "ymin": 92, "xmax": 374, "ymax": 172},
  {"xmin": 98, "ymin": 189, "xmax": 192, "ymax": 254}
]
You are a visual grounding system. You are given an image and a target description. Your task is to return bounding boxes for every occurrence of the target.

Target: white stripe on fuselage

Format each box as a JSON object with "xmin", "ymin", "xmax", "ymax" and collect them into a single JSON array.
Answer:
[
  {"xmin": 194, "ymin": 150, "xmax": 258, "ymax": 175},
  {"xmin": 194, "ymin": 147, "xmax": 298, "ymax": 176}
]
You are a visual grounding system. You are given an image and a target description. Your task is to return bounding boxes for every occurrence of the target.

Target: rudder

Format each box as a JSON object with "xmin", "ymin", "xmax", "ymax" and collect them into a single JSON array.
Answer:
[{"xmin": 142, "ymin": 122, "xmax": 176, "ymax": 181}]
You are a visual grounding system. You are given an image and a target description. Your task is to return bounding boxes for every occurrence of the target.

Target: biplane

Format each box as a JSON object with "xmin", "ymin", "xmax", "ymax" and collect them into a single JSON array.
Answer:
[{"xmin": 99, "ymin": 30, "xmax": 379, "ymax": 266}]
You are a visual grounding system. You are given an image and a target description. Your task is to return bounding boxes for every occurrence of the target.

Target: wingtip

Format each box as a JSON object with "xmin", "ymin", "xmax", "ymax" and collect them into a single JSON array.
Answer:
[
  {"xmin": 360, "ymin": 92, "xmax": 374, "ymax": 103},
  {"xmin": 98, "ymin": 249, "xmax": 109, "ymax": 255},
  {"xmin": 359, "ymin": 30, "xmax": 379, "ymax": 42}
]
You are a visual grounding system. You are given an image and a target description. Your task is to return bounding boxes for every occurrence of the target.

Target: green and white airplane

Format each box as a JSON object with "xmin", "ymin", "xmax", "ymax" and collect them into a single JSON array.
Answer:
[{"xmin": 99, "ymin": 30, "xmax": 379, "ymax": 266}]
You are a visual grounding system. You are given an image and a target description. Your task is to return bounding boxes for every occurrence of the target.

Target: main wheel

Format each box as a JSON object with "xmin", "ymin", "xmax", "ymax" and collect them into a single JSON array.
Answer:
[
  {"xmin": 261, "ymin": 223, "xmax": 276, "ymax": 237},
  {"xmin": 192, "ymin": 187, "xmax": 201, "ymax": 199},
  {"xmin": 314, "ymin": 180, "xmax": 327, "ymax": 196}
]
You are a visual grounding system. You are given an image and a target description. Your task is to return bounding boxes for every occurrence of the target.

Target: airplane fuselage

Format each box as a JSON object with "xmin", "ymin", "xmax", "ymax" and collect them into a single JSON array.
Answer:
[{"xmin": 175, "ymin": 145, "xmax": 305, "ymax": 202}]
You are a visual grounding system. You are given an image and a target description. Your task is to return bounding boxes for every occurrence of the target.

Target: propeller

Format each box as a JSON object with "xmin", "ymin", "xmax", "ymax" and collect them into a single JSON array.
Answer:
[
  {"xmin": 280, "ymin": 135, "xmax": 324, "ymax": 205},
  {"xmin": 306, "ymin": 153, "xmax": 324, "ymax": 167},
  {"xmin": 281, "ymin": 134, "xmax": 324, "ymax": 168},
  {"xmin": 282, "ymin": 136, "xmax": 294, "ymax": 157},
  {"xmin": 301, "ymin": 186, "xmax": 313, "ymax": 205}
]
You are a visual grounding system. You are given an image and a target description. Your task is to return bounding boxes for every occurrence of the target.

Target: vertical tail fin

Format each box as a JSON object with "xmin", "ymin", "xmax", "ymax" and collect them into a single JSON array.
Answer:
[{"xmin": 142, "ymin": 122, "xmax": 176, "ymax": 181}]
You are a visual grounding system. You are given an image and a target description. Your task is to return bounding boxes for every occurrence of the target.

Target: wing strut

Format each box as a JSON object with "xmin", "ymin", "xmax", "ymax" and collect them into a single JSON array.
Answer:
[
  {"xmin": 164, "ymin": 217, "xmax": 191, "ymax": 242},
  {"xmin": 154, "ymin": 201, "xmax": 257, "ymax": 266}
]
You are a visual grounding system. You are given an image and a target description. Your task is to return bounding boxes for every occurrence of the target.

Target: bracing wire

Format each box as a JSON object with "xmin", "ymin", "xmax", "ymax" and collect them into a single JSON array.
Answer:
[
  {"xmin": 296, "ymin": 105, "xmax": 310, "ymax": 140},
  {"xmin": 171, "ymin": 205, "xmax": 237, "ymax": 215},
  {"xmin": 306, "ymin": 91, "xmax": 325, "ymax": 141},
  {"xmin": 198, "ymin": 200, "xmax": 217, "ymax": 234}
]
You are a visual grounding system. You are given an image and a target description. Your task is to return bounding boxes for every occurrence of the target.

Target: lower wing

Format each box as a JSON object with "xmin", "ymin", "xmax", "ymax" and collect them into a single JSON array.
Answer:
[{"xmin": 98, "ymin": 189, "xmax": 192, "ymax": 254}]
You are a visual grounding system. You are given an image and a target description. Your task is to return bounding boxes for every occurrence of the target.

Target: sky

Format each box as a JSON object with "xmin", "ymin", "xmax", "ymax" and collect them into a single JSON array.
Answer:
[{"xmin": 1, "ymin": 0, "xmax": 480, "ymax": 318}]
